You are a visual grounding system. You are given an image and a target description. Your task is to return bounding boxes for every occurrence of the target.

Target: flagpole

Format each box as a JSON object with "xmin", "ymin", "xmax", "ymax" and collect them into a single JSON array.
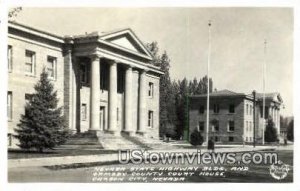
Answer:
[
  {"xmin": 206, "ymin": 20, "xmax": 211, "ymax": 145},
  {"xmin": 262, "ymin": 39, "xmax": 267, "ymax": 145}
]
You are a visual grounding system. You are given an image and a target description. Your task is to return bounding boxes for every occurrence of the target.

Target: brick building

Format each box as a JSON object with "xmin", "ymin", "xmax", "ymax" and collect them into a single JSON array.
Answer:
[
  {"xmin": 7, "ymin": 22, "xmax": 163, "ymax": 148},
  {"xmin": 189, "ymin": 89, "xmax": 283, "ymax": 144}
]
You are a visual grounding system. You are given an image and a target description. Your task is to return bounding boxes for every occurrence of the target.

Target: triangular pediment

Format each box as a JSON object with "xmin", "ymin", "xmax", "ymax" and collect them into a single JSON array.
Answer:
[
  {"xmin": 99, "ymin": 29, "xmax": 152, "ymax": 59},
  {"xmin": 109, "ymin": 35, "xmax": 140, "ymax": 52}
]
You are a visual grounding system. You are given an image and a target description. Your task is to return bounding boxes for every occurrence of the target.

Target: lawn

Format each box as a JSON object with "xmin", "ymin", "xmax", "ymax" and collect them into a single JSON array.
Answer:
[{"xmin": 8, "ymin": 148, "xmax": 118, "ymax": 159}]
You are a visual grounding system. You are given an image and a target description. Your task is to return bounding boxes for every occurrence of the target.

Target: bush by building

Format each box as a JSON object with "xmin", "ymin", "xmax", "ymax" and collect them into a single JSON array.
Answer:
[{"xmin": 190, "ymin": 129, "xmax": 204, "ymax": 146}]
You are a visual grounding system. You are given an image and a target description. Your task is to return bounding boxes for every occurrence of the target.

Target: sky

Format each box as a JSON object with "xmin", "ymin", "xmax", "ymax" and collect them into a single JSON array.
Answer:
[{"xmin": 13, "ymin": 7, "xmax": 293, "ymax": 116}]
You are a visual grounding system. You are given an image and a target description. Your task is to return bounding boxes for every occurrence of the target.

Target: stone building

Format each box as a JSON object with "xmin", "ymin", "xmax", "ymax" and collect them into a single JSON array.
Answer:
[
  {"xmin": 7, "ymin": 22, "xmax": 163, "ymax": 148},
  {"xmin": 189, "ymin": 89, "xmax": 283, "ymax": 144}
]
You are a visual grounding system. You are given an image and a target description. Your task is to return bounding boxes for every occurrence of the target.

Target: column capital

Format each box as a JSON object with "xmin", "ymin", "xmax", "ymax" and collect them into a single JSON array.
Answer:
[
  {"xmin": 125, "ymin": 64, "xmax": 133, "ymax": 69},
  {"xmin": 107, "ymin": 59, "xmax": 119, "ymax": 66},
  {"xmin": 89, "ymin": 54, "xmax": 102, "ymax": 61},
  {"xmin": 139, "ymin": 68, "xmax": 148, "ymax": 74}
]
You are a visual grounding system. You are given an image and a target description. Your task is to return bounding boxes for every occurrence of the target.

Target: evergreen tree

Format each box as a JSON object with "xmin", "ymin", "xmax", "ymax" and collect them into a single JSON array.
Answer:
[
  {"xmin": 264, "ymin": 117, "xmax": 278, "ymax": 142},
  {"xmin": 189, "ymin": 78, "xmax": 198, "ymax": 95},
  {"xmin": 287, "ymin": 119, "xmax": 294, "ymax": 141},
  {"xmin": 174, "ymin": 78, "xmax": 188, "ymax": 139},
  {"xmin": 158, "ymin": 52, "xmax": 173, "ymax": 137},
  {"xmin": 15, "ymin": 69, "xmax": 69, "ymax": 152},
  {"xmin": 196, "ymin": 78, "xmax": 205, "ymax": 94},
  {"xmin": 146, "ymin": 41, "xmax": 160, "ymax": 67},
  {"xmin": 202, "ymin": 75, "xmax": 213, "ymax": 93}
]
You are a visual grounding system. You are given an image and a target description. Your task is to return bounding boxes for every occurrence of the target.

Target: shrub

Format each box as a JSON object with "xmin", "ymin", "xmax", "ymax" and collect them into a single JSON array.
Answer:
[
  {"xmin": 190, "ymin": 129, "xmax": 203, "ymax": 146},
  {"xmin": 265, "ymin": 118, "xmax": 278, "ymax": 142}
]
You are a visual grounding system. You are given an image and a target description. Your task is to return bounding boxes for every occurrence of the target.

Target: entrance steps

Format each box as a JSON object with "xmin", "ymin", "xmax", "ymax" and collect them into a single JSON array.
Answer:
[
  {"xmin": 62, "ymin": 131, "xmax": 179, "ymax": 150},
  {"xmin": 62, "ymin": 132, "xmax": 104, "ymax": 150},
  {"xmin": 129, "ymin": 135, "xmax": 180, "ymax": 150},
  {"xmin": 97, "ymin": 132, "xmax": 146, "ymax": 150}
]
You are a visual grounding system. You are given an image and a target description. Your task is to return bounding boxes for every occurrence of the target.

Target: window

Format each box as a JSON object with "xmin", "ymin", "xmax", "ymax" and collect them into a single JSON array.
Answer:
[
  {"xmin": 229, "ymin": 104, "xmax": 235, "ymax": 113},
  {"xmin": 212, "ymin": 120, "xmax": 219, "ymax": 132},
  {"xmin": 246, "ymin": 121, "xmax": 248, "ymax": 132},
  {"xmin": 228, "ymin": 136, "xmax": 234, "ymax": 142},
  {"xmin": 8, "ymin": 133, "xmax": 12, "ymax": 146},
  {"xmin": 246, "ymin": 104, "xmax": 249, "ymax": 115},
  {"xmin": 148, "ymin": 110, "xmax": 153, "ymax": 128},
  {"xmin": 213, "ymin": 104, "xmax": 220, "ymax": 113},
  {"xmin": 249, "ymin": 122, "xmax": 251, "ymax": 132},
  {"xmin": 47, "ymin": 56, "xmax": 57, "ymax": 79},
  {"xmin": 81, "ymin": 104, "xmax": 87, "ymax": 121},
  {"xmin": 24, "ymin": 93, "xmax": 33, "ymax": 116},
  {"xmin": 25, "ymin": 50, "xmax": 35, "ymax": 75},
  {"xmin": 148, "ymin": 82, "xmax": 154, "ymax": 97},
  {"xmin": 199, "ymin": 105, "xmax": 205, "ymax": 114},
  {"xmin": 250, "ymin": 105, "xmax": 253, "ymax": 115},
  {"xmin": 7, "ymin": 91, "xmax": 12, "ymax": 120},
  {"xmin": 25, "ymin": 93, "xmax": 33, "ymax": 104},
  {"xmin": 80, "ymin": 63, "xmax": 88, "ymax": 84},
  {"xmin": 215, "ymin": 136, "xmax": 219, "ymax": 142},
  {"xmin": 228, "ymin": 120, "xmax": 235, "ymax": 132},
  {"xmin": 199, "ymin": 121, "xmax": 205, "ymax": 131},
  {"xmin": 8, "ymin": 45, "xmax": 12, "ymax": 71}
]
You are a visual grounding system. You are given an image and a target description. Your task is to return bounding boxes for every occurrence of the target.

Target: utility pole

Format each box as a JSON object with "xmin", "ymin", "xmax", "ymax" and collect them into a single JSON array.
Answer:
[
  {"xmin": 262, "ymin": 39, "xmax": 267, "ymax": 145},
  {"xmin": 252, "ymin": 90, "xmax": 256, "ymax": 148},
  {"xmin": 206, "ymin": 20, "xmax": 211, "ymax": 145}
]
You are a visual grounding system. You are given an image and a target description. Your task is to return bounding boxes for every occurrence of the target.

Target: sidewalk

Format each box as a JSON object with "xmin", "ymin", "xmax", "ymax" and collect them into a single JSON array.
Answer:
[{"xmin": 8, "ymin": 146, "xmax": 276, "ymax": 168}]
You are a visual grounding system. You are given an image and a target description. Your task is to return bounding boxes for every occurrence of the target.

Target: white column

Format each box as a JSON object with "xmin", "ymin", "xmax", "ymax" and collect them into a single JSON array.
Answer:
[
  {"xmin": 277, "ymin": 109, "xmax": 280, "ymax": 134},
  {"xmin": 278, "ymin": 110, "xmax": 280, "ymax": 127},
  {"xmin": 71, "ymin": 56, "xmax": 77, "ymax": 133},
  {"xmin": 66, "ymin": 47, "xmax": 76, "ymax": 133},
  {"xmin": 89, "ymin": 55, "xmax": 101, "ymax": 131},
  {"xmin": 274, "ymin": 107, "xmax": 276, "ymax": 126},
  {"xmin": 268, "ymin": 107, "xmax": 272, "ymax": 120},
  {"xmin": 108, "ymin": 61, "xmax": 118, "ymax": 133},
  {"xmin": 137, "ymin": 70, "xmax": 146, "ymax": 135},
  {"xmin": 124, "ymin": 65, "xmax": 133, "ymax": 135}
]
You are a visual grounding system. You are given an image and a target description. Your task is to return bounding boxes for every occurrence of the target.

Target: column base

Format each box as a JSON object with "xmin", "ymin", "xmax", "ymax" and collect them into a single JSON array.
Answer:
[
  {"xmin": 70, "ymin": 129, "xmax": 77, "ymax": 135},
  {"xmin": 122, "ymin": 131, "xmax": 134, "ymax": 136},
  {"xmin": 136, "ymin": 131, "xmax": 146, "ymax": 136},
  {"xmin": 105, "ymin": 130, "xmax": 121, "ymax": 136},
  {"xmin": 87, "ymin": 129, "xmax": 102, "ymax": 137}
]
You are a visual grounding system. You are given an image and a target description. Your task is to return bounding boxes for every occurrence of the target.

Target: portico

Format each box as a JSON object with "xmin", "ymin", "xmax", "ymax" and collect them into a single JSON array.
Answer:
[
  {"xmin": 268, "ymin": 104, "xmax": 281, "ymax": 135},
  {"xmin": 65, "ymin": 28, "xmax": 163, "ymax": 138}
]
